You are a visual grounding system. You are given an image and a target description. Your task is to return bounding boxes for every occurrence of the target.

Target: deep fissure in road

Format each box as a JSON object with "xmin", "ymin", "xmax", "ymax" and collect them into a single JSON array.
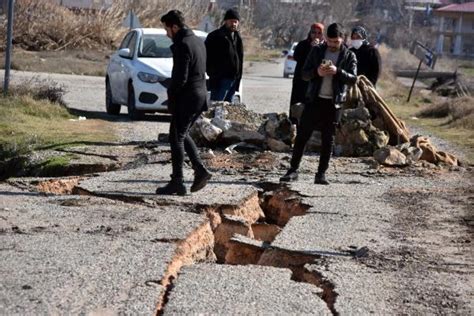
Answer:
[
  {"xmin": 32, "ymin": 178, "xmax": 339, "ymax": 315},
  {"xmin": 155, "ymin": 182, "xmax": 340, "ymax": 315}
]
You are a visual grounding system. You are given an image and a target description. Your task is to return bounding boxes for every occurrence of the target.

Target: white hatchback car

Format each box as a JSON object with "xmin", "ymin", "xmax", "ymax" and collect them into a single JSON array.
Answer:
[
  {"xmin": 106, "ymin": 28, "xmax": 242, "ymax": 119},
  {"xmin": 283, "ymin": 42, "xmax": 298, "ymax": 78}
]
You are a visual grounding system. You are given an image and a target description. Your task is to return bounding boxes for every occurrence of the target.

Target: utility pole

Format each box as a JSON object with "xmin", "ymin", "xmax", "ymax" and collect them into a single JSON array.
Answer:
[{"xmin": 3, "ymin": 0, "xmax": 14, "ymax": 96}]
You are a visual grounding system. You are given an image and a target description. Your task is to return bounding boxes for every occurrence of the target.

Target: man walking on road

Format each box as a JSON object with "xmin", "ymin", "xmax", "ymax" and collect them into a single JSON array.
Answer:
[
  {"xmin": 280, "ymin": 23, "xmax": 357, "ymax": 185},
  {"xmin": 205, "ymin": 8, "xmax": 244, "ymax": 102},
  {"xmin": 156, "ymin": 10, "xmax": 212, "ymax": 196},
  {"xmin": 350, "ymin": 26, "xmax": 381, "ymax": 87},
  {"xmin": 289, "ymin": 22, "xmax": 325, "ymax": 124}
]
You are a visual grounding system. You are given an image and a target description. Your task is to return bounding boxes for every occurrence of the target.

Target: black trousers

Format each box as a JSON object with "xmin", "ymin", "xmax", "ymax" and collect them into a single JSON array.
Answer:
[
  {"xmin": 290, "ymin": 97, "xmax": 341, "ymax": 175},
  {"xmin": 169, "ymin": 110, "xmax": 205, "ymax": 180}
]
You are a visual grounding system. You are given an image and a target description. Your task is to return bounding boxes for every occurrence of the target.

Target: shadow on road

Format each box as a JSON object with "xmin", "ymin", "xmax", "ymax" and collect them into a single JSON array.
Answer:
[{"xmin": 68, "ymin": 107, "xmax": 172, "ymax": 123}]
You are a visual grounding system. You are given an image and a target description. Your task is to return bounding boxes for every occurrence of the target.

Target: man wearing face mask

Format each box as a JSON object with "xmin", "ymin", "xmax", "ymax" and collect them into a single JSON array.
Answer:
[
  {"xmin": 289, "ymin": 23, "xmax": 325, "ymax": 123},
  {"xmin": 156, "ymin": 10, "xmax": 212, "ymax": 196},
  {"xmin": 350, "ymin": 26, "xmax": 381, "ymax": 87},
  {"xmin": 280, "ymin": 23, "xmax": 357, "ymax": 185},
  {"xmin": 205, "ymin": 8, "xmax": 244, "ymax": 102}
]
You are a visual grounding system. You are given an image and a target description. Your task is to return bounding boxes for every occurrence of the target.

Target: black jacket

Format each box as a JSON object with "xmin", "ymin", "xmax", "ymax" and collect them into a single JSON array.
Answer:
[
  {"xmin": 293, "ymin": 38, "xmax": 312, "ymax": 80},
  {"xmin": 350, "ymin": 43, "xmax": 381, "ymax": 86},
  {"xmin": 169, "ymin": 28, "xmax": 208, "ymax": 114},
  {"xmin": 302, "ymin": 43, "xmax": 357, "ymax": 107},
  {"xmin": 205, "ymin": 25, "xmax": 244, "ymax": 90}
]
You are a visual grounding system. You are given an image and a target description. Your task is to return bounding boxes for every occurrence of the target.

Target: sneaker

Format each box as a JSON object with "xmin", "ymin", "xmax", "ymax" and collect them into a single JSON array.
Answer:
[
  {"xmin": 191, "ymin": 169, "xmax": 212, "ymax": 193},
  {"xmin": 314, "ymin": 173, "xmax": 329, "ymax": 185},
  {"xmin": 280, "ymin": 169, "xmax": 298, "ymax": 182},
  {"xmin": 156, "ymin": 179, "xmax": 187, "ymax": 196}
]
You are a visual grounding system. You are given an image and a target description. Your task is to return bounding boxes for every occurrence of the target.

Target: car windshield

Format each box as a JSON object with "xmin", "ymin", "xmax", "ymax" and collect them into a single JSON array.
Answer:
[{"xmin": 138, "ymin": 34, "xmax": 173, "ymax": 58}]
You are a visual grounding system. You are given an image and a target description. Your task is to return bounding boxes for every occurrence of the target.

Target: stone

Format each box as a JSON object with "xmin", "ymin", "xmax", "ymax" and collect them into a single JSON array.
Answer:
[
  {"xmin": 373, "ymin": 147, "xmax": 407, "ymax": 166},
  {"xmin": 267, "ymin": 138, "xmax": 291, "ymax": 152},
  {"xmin": 352, "ymin": 129, "xmax": 369, "ymax": 145},
  {"xmin": 371, "ymin": 130, "xmax": 390, "ymax": 149},
  {"xmin": 198, "ymin": 117, "xmax": 223, "ymax": 142},
  {"xmin": 343, "ymin": 107, "xmax": 371, "ymax": 122},
  {"xmin": 260, "ymin": 113, "xmax": 293, "ymax": 145},
  {"xmin": 221, "ymin": 122, "xmax": 266, "ymax": 146}
]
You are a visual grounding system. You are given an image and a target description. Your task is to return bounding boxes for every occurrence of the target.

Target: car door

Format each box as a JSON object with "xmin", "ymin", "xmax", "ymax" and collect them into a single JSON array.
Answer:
[
  {"xmin": 119, "ymin": 31, "xmax": 138, "ymax": 102},
  {"xmin": 108, "ymin": 32, "xmax": 133, "ymax": 104}
]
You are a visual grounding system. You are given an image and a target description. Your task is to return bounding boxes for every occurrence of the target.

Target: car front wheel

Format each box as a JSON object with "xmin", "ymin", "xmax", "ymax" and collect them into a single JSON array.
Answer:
[
  {"xmin": 105, "ymin": 79, "xmax": 121, "ymax": 115},
  {"xmin": 127, "ymin": 85, "xmax": 144, "ymax": 120}
]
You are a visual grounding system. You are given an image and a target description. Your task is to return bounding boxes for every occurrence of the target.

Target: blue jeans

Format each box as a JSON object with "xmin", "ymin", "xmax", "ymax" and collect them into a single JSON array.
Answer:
[{"xmin": 210, "ymin": 78, "xmax": 237, "ymax": 102}]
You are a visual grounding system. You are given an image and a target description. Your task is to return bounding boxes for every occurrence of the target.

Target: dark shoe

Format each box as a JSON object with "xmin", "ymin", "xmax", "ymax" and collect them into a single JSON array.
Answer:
[
  {"xmin": 280, "ymin": 169, "xmax": 298, "ymax": 182},
  {"xmin": 155, "ymin": 179, "xmax": 187, "ymax": 196},
  {"xmin": 191, "ymin": 169, "xmax": 212, "ymax": 193},
  {"xmin": 314, "ymin": 173, "xmax": 329, "ymax": 185}
]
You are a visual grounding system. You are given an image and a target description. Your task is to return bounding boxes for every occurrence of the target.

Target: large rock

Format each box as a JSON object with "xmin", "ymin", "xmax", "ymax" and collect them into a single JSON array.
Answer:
[
  {"xmin": 260, "ymin": 113, "xmax": 294, "ymax": 145},
  {"xmin": 374, "ymin": 147, "xmax": 407, "ymax": 166},
  {"xmin": 221, "ymin": 122, "xmax": 266, "ymax": 146},
  {"xmin": 266, "ymin": 138, "xmax": 291, "ymax": 152}
]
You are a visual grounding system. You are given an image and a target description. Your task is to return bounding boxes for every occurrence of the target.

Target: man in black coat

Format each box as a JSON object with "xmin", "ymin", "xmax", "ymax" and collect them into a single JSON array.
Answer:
[
  {"xmin": 289, "ymin": 22, "xmax": 325, "ymax": 123},
  {"xmin": 280, "ymin": 23, "xmax": 357, "ymax": 185},
  {"xmin": 205, "ymin": 8, "xmax": 244, "ymax": 102},
  {"xmin": 350, "ymin": 26, "xmax": 381, "ymax": 86},
  {"xmin": 156, "ymin": 10, "xmax": 212, "ymax": 196}
]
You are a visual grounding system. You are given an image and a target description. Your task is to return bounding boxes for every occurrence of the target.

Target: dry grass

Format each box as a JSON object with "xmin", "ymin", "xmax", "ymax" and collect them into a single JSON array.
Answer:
[
  {"xmin": 417, "ymin": 97, "xmax": 474, "ymax": 129},
  {"xmin": 0, "ymin": 0, "xmax": 211, "ymax": 52},
  {"xmin": 0, "ymin": 48, "xmax": 110, "ymax": 76}
]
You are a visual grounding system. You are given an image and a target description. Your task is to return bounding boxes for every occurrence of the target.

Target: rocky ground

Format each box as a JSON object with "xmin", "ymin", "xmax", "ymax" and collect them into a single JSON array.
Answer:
[{"xmin": 1, "ymin": 62, "xmax": 473, "ymax": 314}]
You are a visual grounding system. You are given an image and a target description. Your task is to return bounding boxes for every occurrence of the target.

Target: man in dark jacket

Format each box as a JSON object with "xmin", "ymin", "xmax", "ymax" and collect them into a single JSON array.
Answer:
[
  {"xmin": 156, "ymin": 10, "xmax": 212, "ymax": 196},
  {"xmin": 280, "ymin": 23, "xmax": 357, "ymax": 185},
  {"xmin": 350, "ymin": 26, "xmax": 381, "ymax": 86},
  {"xmin": 205, "ymin": 8, "xmax": 244, "ymax": 102},
  {"xmin": 289, "ymin": 22, "xmax": 325, "ymax": 123}
]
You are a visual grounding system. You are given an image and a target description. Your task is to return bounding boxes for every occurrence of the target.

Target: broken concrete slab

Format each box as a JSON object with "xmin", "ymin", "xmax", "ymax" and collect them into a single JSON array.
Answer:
[
  {"xmin": 0, "ymin": 183, "xmax": 212, "ymax": 314},
  {"xmin": 76, "ymin": 164, "xmax": 260, "ymax": 208},
  {"xmin": 1, "ymin": 233, "xmax": 170, "ymax": 315},
  {"xmin": 267, "ymin": 198, "xmax": 395, "ymax": 256},
  {"xmin": 163, "ymin": 264, "xmax": 330, "ymax": 315}
]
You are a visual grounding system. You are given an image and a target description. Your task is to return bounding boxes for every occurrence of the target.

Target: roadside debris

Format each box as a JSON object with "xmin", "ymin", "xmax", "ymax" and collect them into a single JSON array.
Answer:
[{"xmin": 184, "ymin": 78, "xmax": 459, "ymax": 167}]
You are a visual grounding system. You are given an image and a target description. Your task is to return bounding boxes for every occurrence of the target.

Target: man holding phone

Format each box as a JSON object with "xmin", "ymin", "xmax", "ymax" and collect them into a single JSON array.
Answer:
[{"xmin": 280, "ymin": 23, "xmax": 357, "ymax": 185}]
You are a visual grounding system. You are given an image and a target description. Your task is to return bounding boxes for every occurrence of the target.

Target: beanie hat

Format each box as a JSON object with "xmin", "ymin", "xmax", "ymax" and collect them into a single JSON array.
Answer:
[
  {"xmin": 311, "ymin": 23, "xmax": 324, "ymax": 32},
  {"xmin": 351, "ymin": 26, "xmax": 367, "ymax": 39},
  {"xmin": 224, "ymin": 8, "xmax": 240, "ymax": 21}
]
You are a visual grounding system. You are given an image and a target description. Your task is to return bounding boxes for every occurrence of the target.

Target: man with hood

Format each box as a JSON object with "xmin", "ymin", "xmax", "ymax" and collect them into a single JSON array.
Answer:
[
  {"xmin": 289, "ymin": 22, "xmax": 325, "ymax": 124},
  {"xmin": 205, "ymin": 8, "xmax": 244, "ymax": 102},
  {"xmin": 156, "ymin": 10, "xmax": 212, "ymax": 196},
  {"xmin": 280, "ymin": 23, "xmax": 357, "ymax": 185},
  {"xmin": 350, "ymin": 26, "xmax": 381, "ymax": 86}
]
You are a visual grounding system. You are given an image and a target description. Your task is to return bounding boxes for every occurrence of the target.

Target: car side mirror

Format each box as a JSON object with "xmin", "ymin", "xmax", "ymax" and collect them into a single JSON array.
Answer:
[
  {"xmin": 282, "ymin": 50, "xmax": 288, "ymax": 56},
  {"xmin": 119, "ymin": 48, "xmax": 132, "ymax": 59}
]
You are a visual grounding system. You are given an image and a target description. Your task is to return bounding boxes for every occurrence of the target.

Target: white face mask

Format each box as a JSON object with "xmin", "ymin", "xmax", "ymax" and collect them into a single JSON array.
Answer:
[{"xmin": 351, "ymin": 39, "xmax": 364, "ymax": 49}]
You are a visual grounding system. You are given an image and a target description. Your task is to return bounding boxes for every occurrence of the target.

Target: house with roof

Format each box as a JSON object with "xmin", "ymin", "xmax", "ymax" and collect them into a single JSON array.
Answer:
[{"xmin": 435, "ymin": 2, "xmax": 474, "ymax": 57}]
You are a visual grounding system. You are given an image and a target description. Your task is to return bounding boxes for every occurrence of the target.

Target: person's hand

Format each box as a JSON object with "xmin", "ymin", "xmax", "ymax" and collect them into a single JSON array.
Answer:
[
  {"xmin": 311, "ymin": 39, "xmax": 320, "ymax": 47},
  {"xmin": 326, "ymin": 65, "xmax": 337, "ymax": 75},
  {"xmin": 317, "ymin": 64, "xmax": 336, "ymax": 77}
]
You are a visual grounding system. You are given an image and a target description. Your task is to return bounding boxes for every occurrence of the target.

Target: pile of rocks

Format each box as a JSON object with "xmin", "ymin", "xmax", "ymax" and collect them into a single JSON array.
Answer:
[
  {"xmin": 189, "ymin": 102, "xmax": 295, "ymax": 153},
  {"xmin": 374, "ymin": 135, "xmax": 459, "ymax": 166}
]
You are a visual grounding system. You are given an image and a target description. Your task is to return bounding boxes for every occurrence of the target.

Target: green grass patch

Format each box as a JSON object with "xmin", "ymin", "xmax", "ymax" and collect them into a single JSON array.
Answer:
[{"xmin": 0, "ymin": 95, "xmax": 116, "ymax": 160}]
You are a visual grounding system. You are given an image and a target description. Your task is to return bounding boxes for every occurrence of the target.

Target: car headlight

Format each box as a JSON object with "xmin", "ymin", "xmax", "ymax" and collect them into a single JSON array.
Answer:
[{"xmin": 137, "ymin": 72, "xmax": 162, "ymax": 83}]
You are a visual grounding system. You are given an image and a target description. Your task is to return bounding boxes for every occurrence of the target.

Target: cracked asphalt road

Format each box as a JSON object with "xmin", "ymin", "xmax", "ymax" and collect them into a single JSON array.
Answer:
[{"xmin": 1, "ymin": 62, "xmax": 473, "ymax": 314}]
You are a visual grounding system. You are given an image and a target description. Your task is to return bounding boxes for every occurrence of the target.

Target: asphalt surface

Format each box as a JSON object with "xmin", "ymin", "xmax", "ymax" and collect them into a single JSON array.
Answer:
[{"xmin": 1, "ymin": 62, "xmax": 473, "ymax": 314}]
